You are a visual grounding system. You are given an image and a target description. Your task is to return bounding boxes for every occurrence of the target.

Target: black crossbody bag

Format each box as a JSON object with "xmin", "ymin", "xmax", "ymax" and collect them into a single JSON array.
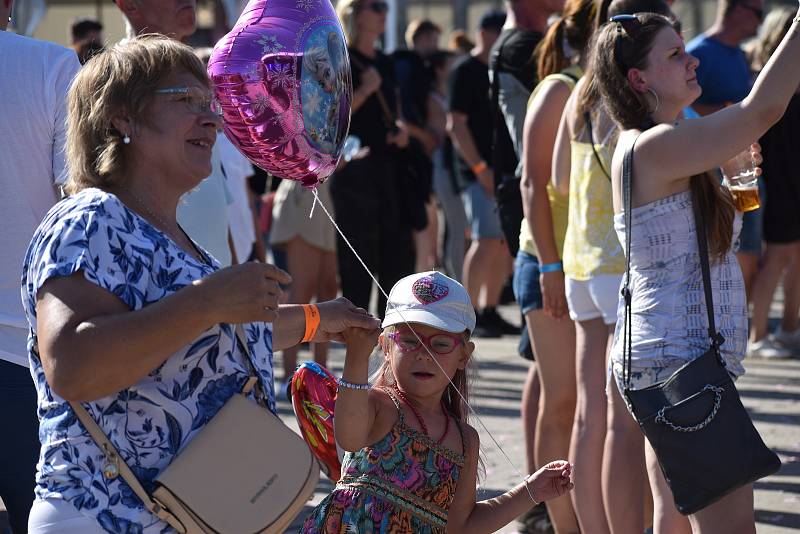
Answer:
[{"xmin": 620, "ymin": 138, "xmax": 780, "ymax": 515}]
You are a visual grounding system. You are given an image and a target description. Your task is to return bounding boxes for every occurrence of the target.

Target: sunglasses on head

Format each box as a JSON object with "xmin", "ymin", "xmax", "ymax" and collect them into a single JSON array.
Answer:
[
  {"xmin": 362, "ymin": 1, "xmax": 389, "ymax": 14},
  {"xmin": 609, "ymin": 14, "xmax": 682, "ymax": 73}
]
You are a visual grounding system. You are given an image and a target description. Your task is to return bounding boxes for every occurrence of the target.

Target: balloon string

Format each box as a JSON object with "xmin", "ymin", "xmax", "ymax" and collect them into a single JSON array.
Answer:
[
  {"xmin": 308, "ymin": 187, "xmax": 535, "ymax": 503},
  {"xmin": 309, "ymin": 191, "xmax": 319, "ymax": 219}
]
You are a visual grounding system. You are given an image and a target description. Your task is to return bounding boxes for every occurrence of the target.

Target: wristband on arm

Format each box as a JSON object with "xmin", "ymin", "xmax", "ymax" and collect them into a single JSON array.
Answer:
[
  {"xmin": 539, "ymin": 261, "xmax": 563, "ymax": 273},
  {"xmin": 301, "ymin": 304, "xmax": 321, "ymax": 343}
]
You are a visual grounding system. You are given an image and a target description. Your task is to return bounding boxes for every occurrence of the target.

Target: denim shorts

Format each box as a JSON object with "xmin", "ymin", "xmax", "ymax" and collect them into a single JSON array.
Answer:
[
  {"xmin": 461, "ymin": 182, "xmax": 504, "ymax": 240},
  {"xmin": 512, "ymin": 250, "xmax": 544, "ymax": 314}
]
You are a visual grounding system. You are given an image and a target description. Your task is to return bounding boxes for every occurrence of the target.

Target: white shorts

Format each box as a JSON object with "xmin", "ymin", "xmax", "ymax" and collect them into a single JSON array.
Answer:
[
  {"xmin": 566, "ymin": 274, "xmax": 623, "ymax": 325},
  {"xmin": 29, "ymin": 498, "xmax": 106, "ymax": 533}
]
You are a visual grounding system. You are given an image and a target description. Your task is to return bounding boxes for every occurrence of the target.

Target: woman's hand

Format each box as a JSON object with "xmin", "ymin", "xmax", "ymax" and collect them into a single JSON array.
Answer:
[
  {"xmin": 526, "ymin": 460, "xmax": 574, "ymax": 504},
  {"xmin": 342, "ymin": 326, "xmax": 381, "ymax": 363},
  {"xmin": 193, "ymin": 262, "xmax": 292, "ymax": 325},
  {"xmin": 313, "ymin": 297, "xmax": 381, "ymax": 343},
  {"xmin": 540, "ymin": 271, "xmax": 568, "ymax": 319}
]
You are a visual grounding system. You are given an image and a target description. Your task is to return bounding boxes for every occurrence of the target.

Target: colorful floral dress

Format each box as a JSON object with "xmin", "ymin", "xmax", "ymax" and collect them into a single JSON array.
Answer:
[{"xmin": 300, "ymin": 389, "xmax": 465, "ymax": 533}]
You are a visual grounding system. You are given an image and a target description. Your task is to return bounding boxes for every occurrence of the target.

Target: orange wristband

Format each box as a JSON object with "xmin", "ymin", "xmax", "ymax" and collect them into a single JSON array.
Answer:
[
  {"xmin": 471, "ymin": 160, "xmax": 488, "ymax": 175},
  {"xmin": 301, "ymin": 304, "xmax": 320, "ymax": 343}
]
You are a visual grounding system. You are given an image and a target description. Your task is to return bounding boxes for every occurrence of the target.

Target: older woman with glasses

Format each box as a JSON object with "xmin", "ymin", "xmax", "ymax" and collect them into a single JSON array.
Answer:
[{"xmin": 22, "ymin": 36, "xmax": 377, "ymax": 533}]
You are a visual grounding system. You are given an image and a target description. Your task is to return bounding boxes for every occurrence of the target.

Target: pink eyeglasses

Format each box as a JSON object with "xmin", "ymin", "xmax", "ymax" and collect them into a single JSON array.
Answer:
[{"xmin": 388, "ymin": 329, "xmax": 465, "ymax": 355}]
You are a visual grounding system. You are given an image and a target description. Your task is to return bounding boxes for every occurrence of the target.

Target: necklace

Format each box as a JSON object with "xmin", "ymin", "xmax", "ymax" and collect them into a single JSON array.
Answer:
[
  {"xmin": 125, "ymin": 189, "xmax": 176, "ymax": 234},
  {"xmin": 393, "ymin": 387, "xmax": 450, "ymax": 445}
]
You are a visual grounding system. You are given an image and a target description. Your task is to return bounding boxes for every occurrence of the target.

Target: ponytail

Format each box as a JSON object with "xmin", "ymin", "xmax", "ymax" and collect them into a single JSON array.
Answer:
[{"xmin": 537, "ymin": 17, "xmax": 568, "ymax": 80}]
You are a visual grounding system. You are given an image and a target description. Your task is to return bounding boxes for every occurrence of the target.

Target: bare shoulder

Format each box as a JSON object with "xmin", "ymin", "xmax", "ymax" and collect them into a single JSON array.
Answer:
[
  {"xmin": 462, "ymin": 424, "xmax": 481, "ymax": 460},
  {"xmin": 365, "ymin": 387, "xmax": 399, "ymax": 443}
]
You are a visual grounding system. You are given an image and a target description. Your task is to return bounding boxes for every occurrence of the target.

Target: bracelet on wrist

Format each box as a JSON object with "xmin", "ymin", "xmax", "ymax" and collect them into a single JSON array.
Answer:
[
  {"xmin": 471, "ymin": 160, "xmax": 488, "ymax": 175},
  {"xmin": 539, "ymin": 261, "xmax": 563, "ymax": 273},
  {"xmin": 300, "ymin": 304, "xmax": 320, "ymax": 343},
  {"xmin": 337, "ymin": 377, "xmax": 372, "ymax": 391}
]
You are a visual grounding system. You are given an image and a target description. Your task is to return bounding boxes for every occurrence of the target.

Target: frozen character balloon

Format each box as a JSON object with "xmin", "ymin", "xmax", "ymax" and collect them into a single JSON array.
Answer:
[{"xmin": 208, "ymin": 0, "xmax": 352, "ymax": 188}]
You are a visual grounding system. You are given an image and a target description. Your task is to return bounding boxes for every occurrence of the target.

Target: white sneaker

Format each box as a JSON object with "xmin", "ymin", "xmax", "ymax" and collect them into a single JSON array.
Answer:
[
  {"xmin": 748, "ymin": 337, "xmax": 792, "ymax": 359},
  {"xmin": 772, "ymin": 325, "xmax": 800, "ymax": 348}
]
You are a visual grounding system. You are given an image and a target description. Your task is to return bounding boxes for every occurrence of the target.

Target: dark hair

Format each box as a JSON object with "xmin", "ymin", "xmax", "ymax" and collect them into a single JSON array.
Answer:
[
  {"xmin": 71, "ymin": 18, "xmax": 103, "ymax": 42},
  {"xmin": 406, "ymin": 19, "xmax": 441, "ymax": 47},
  {"xmin": 591, "ymin": 13, "xmax": 735, "ymax": 259},
  {"xmin": 479, "ymin": 10, "xmax": 506, "ymax": 33},
  {"xmin": 578, "ymin": 0, "xmax": 673, "ymax": 112},
  {"xmin": 427, "ymin": 50, "xmax": 454, "ymax": 72},
  {"xmin": 536, "ymin": 0, "xmax": 598, "ymax": 79}
]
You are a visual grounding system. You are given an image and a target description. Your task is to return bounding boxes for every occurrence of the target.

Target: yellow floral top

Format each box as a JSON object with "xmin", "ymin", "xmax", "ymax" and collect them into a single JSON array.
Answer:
[{"xmin": 562, "ymin": 140, "xmax": 626, "ymax": 279}]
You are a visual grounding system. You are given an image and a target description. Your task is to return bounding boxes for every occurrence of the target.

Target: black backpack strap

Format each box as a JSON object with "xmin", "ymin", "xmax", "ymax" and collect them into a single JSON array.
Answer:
[
  {"xmin": 490, "ymin": 31, "xmax": 515, "ymax": 190},
  {"xmin": 584, "ymin": 111, "xmax": 611, "ymax": 181}
]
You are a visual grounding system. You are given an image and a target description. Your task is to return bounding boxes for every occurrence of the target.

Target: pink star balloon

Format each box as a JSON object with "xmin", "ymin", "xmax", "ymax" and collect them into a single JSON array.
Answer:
[{"xmin": 209, "ymin": 0, "xmax": 352, "ymax": 188}]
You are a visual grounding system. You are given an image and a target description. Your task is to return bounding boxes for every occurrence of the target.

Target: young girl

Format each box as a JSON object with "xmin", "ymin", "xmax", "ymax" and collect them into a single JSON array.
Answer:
[{"xmin": 301, "ymin": 271, "xmax": 573, "ymax": 533}]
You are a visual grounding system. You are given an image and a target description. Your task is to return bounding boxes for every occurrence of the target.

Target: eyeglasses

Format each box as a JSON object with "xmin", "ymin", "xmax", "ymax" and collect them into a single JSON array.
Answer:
[
  {"xmin": 362, "ymin": 1, "xmax": 389, "ymax": 14},
  {"xmin": 388, "ymin": 330, "xmax": 464, "ymax": 356},
  {"xmin": 154, "ymin": 86, "xmax": 223, "ymax": 117},
  {"xmin": 737, "ymin": 3, "xmax": 764, "ymax": 21}
]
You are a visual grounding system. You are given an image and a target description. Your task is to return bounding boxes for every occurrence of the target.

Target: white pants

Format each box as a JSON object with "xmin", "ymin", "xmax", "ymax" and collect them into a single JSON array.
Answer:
[{"xmin": 28, "ymin": 498, "xmax": 106, "ymax": 533}]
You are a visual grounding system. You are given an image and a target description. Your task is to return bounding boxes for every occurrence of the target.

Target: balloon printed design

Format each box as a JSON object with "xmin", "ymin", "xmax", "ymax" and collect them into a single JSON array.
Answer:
[
  {"xmin": 208, "ymin": 0, "xmax": 352, "ymax": 188},
  {"xmin": 291, "ymin": 361, "xmax": 342, "ymax": 481}
]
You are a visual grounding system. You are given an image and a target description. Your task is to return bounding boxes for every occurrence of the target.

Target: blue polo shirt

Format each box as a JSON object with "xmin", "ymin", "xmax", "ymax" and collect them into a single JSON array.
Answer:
[{"xmin": 686, "ymin": 34, "xmax": 752, "ymax": 106}]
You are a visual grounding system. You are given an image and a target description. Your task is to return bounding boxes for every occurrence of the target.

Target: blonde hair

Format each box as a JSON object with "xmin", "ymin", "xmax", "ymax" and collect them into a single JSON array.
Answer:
[
  {"xmin": 746, "ymin": 7, "xmax": 795, "ymax": 73},
  {"xmin": 64, "ymin": 35, "xmax": 208, "ymax": 195},
  {"xmin": 336, "ymin": 0, "xmax": 366, "ymax": 45}
]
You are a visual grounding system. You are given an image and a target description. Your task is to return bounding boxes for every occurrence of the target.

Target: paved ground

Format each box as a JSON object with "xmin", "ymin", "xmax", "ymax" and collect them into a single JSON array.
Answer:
[{"xmin": 2, "ymin": 307, "xmax": 798, "ymax": 533}]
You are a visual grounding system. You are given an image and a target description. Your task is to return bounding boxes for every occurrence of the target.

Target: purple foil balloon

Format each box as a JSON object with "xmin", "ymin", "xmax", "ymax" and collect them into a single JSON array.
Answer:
[{"xmin": 209, "ymin": 0, "xmax": 352, "ymax": 188}]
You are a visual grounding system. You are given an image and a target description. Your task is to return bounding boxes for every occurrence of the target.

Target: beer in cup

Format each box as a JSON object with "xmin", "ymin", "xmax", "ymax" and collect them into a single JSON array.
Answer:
[{"xmin": 721, "ymin": 149, "xmax": 760, "ymax": 212}]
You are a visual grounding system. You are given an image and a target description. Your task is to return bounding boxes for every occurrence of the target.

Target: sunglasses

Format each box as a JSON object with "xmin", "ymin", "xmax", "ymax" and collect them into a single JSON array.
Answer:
[
  {"xmin": 609, "ymin": 14, "xmax": 682, "ymax": 72},
  {"xmin": 154, "ymin": 86, "xmax": 223, "ymax": 117},
  {"xmin": 362, "ymin": 1, "xmax": 389, "ymax": 14},
  {"xmin": 388, "ymin": 330, "xmax": 464, "ymax": 356}
]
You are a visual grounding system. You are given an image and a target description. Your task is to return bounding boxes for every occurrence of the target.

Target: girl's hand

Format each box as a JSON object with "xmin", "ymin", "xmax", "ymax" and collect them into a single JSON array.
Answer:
[
  {"xmin": 342, "ymin": 326, "xmax": 381, "ymax": 362},
  {"xmin": 526, "ymin": 460, "xmax": 574, "ymax": 504},
  {"xmin": 540, "ymin": 271, "xmax": 568, "ymax": 319}
]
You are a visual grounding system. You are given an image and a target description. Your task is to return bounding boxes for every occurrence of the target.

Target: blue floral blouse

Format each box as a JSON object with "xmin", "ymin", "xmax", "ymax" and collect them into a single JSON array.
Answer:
[{"xmin": 21, "ymin": 188, "xmax": 275, "ymax": 533}]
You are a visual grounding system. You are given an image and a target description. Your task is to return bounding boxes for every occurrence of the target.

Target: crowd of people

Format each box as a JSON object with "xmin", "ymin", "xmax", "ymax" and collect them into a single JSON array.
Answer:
[{"xmin": 1, "ymin": 0, "xmax": 799, "ymax": 532}]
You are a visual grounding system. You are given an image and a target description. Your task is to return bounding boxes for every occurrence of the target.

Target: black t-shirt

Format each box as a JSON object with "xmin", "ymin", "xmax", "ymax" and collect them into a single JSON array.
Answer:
[
  {"xmin": 348, "ymin": 48, "xmax": 398, "ymax": 154},
  {"xmin": 490, "ymin": 28, "xmax": 543, "ymax": 92},
  {"xmin": 392, "ymin": 49, "xmax": 433, "ymax": 126},
  {"xmin": 448, "ymin": 55, "xmax": 493, "ymax": 186},
  {"xmin": 760, "ymin": 93, "xmax": 800, "ymax": 234}
]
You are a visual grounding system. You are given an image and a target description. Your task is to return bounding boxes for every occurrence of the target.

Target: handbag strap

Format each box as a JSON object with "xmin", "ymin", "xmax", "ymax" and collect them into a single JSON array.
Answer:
[
  {"xmin": 67, "ymin": 324, "xmax": 262, "ymax": 532},
  {"xmin": 621, "ymin": 140, "xmax": 724, "ymax": 390}
]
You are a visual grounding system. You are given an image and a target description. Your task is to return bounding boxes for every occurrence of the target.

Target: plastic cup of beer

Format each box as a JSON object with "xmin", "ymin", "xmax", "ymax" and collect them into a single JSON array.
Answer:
[{"xmin": 721, "ymin": 150, "xmax": 760, "ymax": 212}]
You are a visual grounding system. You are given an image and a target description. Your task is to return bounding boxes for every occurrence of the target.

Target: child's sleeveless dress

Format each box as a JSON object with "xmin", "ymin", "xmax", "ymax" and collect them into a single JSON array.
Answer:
[{"xmin": 300, "ymin": 389, "xmax": 465, "ymax": 533}]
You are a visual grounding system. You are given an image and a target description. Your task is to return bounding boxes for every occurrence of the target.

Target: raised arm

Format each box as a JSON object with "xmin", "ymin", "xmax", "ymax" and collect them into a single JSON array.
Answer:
[
  {"xmin": 637, "ymin": 11, "xmax": 800, "ymax": 182},
  {"xmin": 331, "ymin": 327, "xmax": 381, "ymax": 451}
]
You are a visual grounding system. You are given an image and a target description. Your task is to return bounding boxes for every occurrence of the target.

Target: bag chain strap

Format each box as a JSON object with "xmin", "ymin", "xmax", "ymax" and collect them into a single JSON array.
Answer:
[
  {"xmin": 67, "ymin": 324, "xmax": 263, "ymax": 533},
  {"xmin": 621, "ymin": 139, "xmax": 725, "ymax": 394}
]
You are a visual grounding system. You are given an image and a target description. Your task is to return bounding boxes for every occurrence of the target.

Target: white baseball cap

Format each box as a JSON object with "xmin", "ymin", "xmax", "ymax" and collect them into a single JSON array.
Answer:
[{"xmin": 382, "ymin": 271, "xmax": 476, "ymax": 334}]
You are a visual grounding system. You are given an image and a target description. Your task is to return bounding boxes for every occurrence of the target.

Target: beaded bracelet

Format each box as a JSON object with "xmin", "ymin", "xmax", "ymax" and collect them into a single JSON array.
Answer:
[
  {"xmin": 337, "ymin": 377, "xmax": 372, "ymax": 391},
  {"xmin": 539, "ymin": 261, "xmax": 563, "ymax": 273}
]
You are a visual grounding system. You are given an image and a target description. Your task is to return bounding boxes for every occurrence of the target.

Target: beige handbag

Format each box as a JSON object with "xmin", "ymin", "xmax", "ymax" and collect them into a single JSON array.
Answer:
[{"xmin": 70, "ymin": 325, "xmax": 319, "ymax": 533}]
